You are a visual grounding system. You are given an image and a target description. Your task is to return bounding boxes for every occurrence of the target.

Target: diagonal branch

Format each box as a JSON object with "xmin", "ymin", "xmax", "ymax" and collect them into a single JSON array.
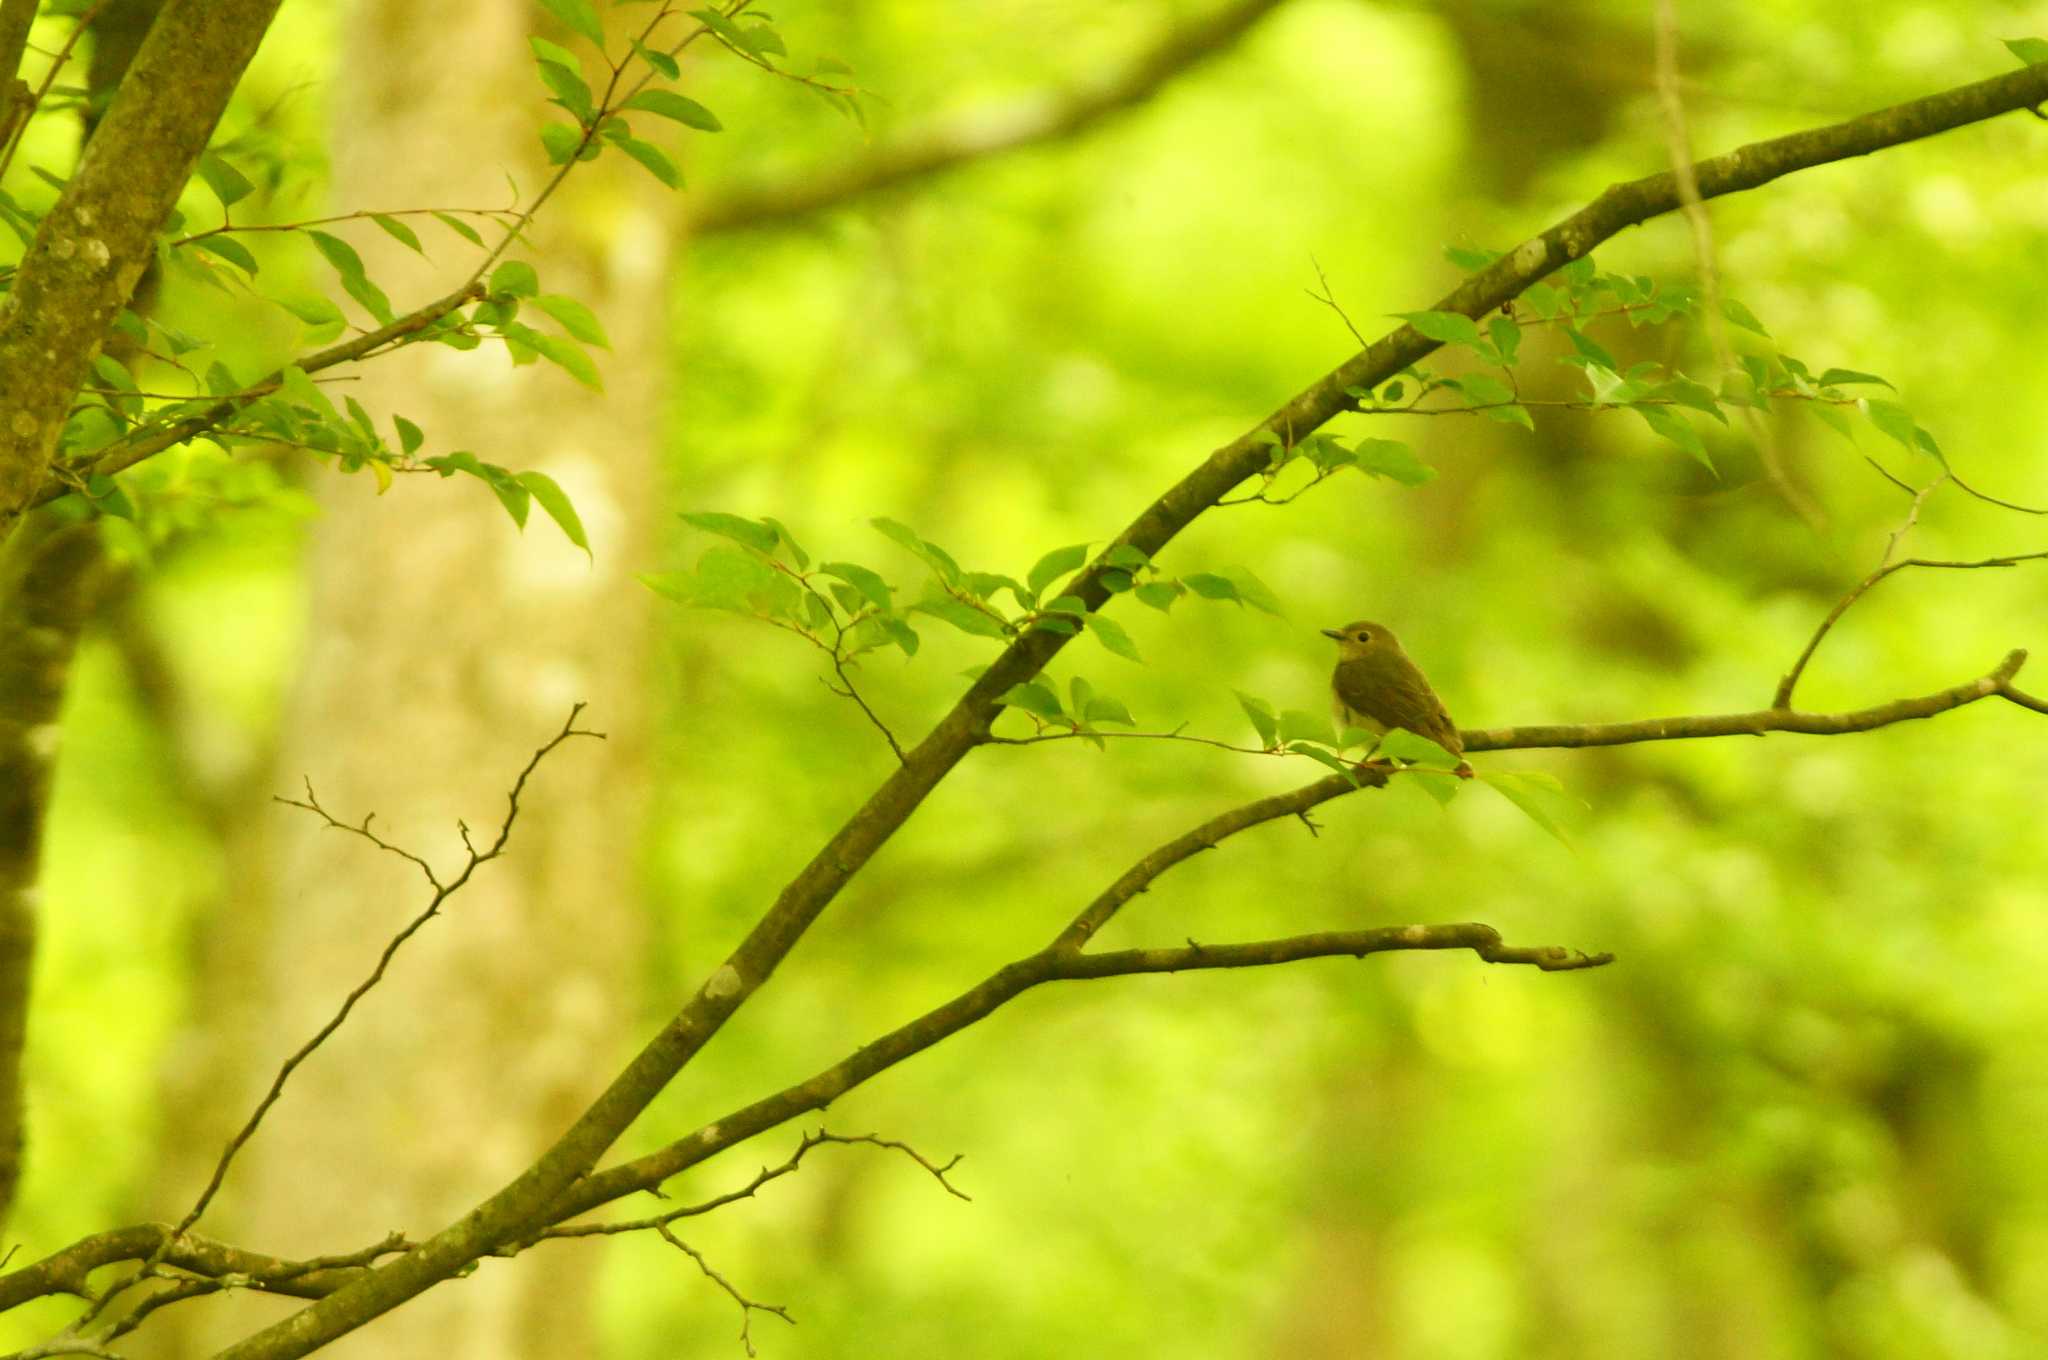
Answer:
[
  {"xmin": 690, "ymin": 0, "xmax": 1291, "ymax": 235},
  {"xmin": 206, "ymin": 65, "xmax": 2048, "ymax": 1360}
]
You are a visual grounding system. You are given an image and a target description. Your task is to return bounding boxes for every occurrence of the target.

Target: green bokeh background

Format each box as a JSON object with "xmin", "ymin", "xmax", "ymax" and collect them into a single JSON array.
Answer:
[{"xmin": 16, "ymin": 1, "xmax": 2048, "ymax": 1356}]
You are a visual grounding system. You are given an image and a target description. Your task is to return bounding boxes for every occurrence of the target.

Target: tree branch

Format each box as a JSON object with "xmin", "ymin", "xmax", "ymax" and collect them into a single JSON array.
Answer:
[
  {"xmin": 0, "ymin": 0, "xmax": 283, "ymax": 533},
  {"xmin": 29, "ymin": 281, "xmax": 486, "ymax": 506},
  {"xmin": 690, "ymin": 0, "xmax": 1291, "ymax": 235},
  {"xmin": 0, "ymin": 1224, "xmax": 407, "ymax": 1313},
  {"xmin": 204, "ymin": 64, "xmax": 2048, "ymax": 1360},
  {"xmin": 547, "ymin": 648, "xmax": 2030, "ymax": 1223}
]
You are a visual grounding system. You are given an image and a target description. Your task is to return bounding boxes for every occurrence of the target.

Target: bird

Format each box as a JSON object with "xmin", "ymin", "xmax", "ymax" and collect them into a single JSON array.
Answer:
[{"xmin": 1322, "ymin": 619, "xmax": 1473, "ymax": 777}]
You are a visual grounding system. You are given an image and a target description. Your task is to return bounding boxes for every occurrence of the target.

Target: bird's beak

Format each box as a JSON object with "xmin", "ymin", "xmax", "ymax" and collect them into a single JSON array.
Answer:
[{"xmin": 1320, "ymin": 628, "xmax": 1344, "ymax": 641}]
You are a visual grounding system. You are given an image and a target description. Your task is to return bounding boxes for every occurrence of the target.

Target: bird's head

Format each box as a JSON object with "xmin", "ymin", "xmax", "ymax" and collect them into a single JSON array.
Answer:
[{"xmin": 1321, "ymin": 619, "xmax": 1398, "ymax": 660}]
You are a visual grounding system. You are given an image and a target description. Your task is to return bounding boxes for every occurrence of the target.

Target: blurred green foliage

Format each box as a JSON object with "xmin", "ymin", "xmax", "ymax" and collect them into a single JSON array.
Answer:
[{"xmin": 17, "ymin": 1, "xmax": 2048, "ymax": 1357}]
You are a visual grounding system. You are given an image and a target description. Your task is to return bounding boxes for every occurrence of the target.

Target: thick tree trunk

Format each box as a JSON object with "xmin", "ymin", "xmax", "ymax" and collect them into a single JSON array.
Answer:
[
  {"xmin": 0, "ymin": 522, "xmax": 109, "ymax": 1227},
  {"xmin": 144, "ymin": 3, "xmax": 662, "ymax": 1355}
]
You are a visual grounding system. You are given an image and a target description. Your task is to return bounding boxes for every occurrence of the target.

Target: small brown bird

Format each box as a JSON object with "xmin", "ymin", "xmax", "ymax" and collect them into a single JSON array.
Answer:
[{"xmin": 1322, "ymin": 619, "xmax": 1473, "ymax": 776}]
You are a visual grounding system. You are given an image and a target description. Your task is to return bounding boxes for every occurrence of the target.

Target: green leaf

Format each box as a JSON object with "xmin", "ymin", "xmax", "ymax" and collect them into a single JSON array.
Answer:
[
  {"xmin": 1027, "ymin": 543, "xmax": 1089, "ymax": 598},
  {"xmin": 432, "ymin": 211, "xmax": 486, "ymax": 247},
  {"xmin": 759, "ymin": 517, "xmax": 809, "ymax": 570},
  {"xmin": 1405, "ymin": 767, "xmax": 1461, "ymax": 807},
  {"xmin": 370, "ymin": 213, "xmax": 424, "ymax": 254},
  {"xmin": 1720, "ymin": 296, "xmax": 1770, "ymax": 336},
  {"xmin": 1487, "ymin": 313, "xmax": 1521, "ymax": 366},
  {"xmin": 1810, "ymin": 404, "xmax": 1855, "ymax": 441},
  {"xmin": 1287, "ymin": 742, "xmax": 1362, "ymax": 783},
  {"xmin": 516, "ymin": 327, "xmax": 602, "ymax": 390},
  {"xmin": 881, "ymin": 618, "xmax": 919, "ymax": 656},
  {"xmin": 1084, "ymin": 612, "xmax": 1141, "ymax": 662},
  {"xmin": 485, "ymin": 469, "xmax": 532, "ymax": 527},
  {"xmin": 533, "ymin": 293, "xmax": 610, "ymax": 347},
  {"xmin": 1000, "ymin": 681, "xmax": 1064, "ymax": 722},
  {"xmin": 1376, "ymin": 728, "xmax": 1462, "ymax": 769},
  {"xmin": 529, "ymin": 36, "xmax": 582, "ymax": 72},
  {"xmin": 631, "ymin": 40, "xmax": 680, "ymax": 79},
  {"xmin": 691, "ymin": 7, "xmax": 750, "ymax": 48},
  {"xmin": 1564, "ymin": 327, "xmax": 1618, "ymax": 371},
  {"xmin": 615, "ymin": 136, "xmax": 681, "ymax": 188},
  {"xmin": 1220, "ymin": 566, "xmax": 1284, "ymax": 616},
  {"xmin": 1638, "ymin": 405, "xmax": 1712, "ymax": 469},
  {"xmin": 1135, "ymin": 581, "xmax": 1183, "ymax": 612},
  {"xmin": 821, "ymin": 561, "xmax": 892, "ymax": 611},
  {"xmin": 1817, "ymin": 368, "xmax": 1892, "ymax": 390},
  {"xmin": 539, "ymin": 121, "xmax": 584, "ymax": 165},
  {"xmin": 196, "ymin": 151, "xmax": 253, "ymax": 209},
  {"xmin": 1235, "ymin": 691, "xmax": 1278, "ymax": 748},
  {"xmin": 489, "ymin": 259, "xmax": 540, "ymax": 298},
  {"xmin": 190, "ymin": 234, "xmax": 258, "ymax": 275},
  {"xmin": 682, "ymin": 546, "xmax": 785, "ymax": 612},
  {"xmin": 305, "ymin": 228, "xmax": 363, "ymax": 277},
  {"xmin": 517, "ymin": 470, "xmax": 590, "ymax": 556},
  {"xmin": 1661, "ymin": 375, "xmax": 1728, "ymax": 424},
  {"xmin": 2003, "ymin": 36, "xmax": 2048, "ymax": 66},
  {"xmin": 622, "ymin": 88, "xmax": 723, "ymax": 131},
  {"xmin": 1443, "ymin": 244, "xmax": 1501, "ymax": 270},
  {"xmin": 1082, "ymin": 695, "xmax": 1136, "ymax": 726},
  {"xmin": 1182, "ymin": 572, "xmax": 1239, "ymax": 603},
  {"xmin": 1277, "ymin": 710, "xmax": 1337, "ymax": 747},
  {"xmin": 1353, "ymin": 438, "xmax": 1434, "ymax": 486},
  {"xmin": 680, "ymin": 510, "xmax": 778, "ymax": 554},
  {"xmin": 537, "ymin": 58, "xmax": 595, "ymax": 120},
  {"xmin": 1480, "ymin": 770, "xmax": 1583, "ymax": 851},
  {"xmin": 84, "ymin": 473, "xmax": 135, "ymax": 521},
  {"xmin": 1862, "ymin": 399, "xmax": 1937, "ymax": 461},
  {"xmin": 1458, "ymin": 373, "xmax": 1515, "ymax": 405},
  {"xmin": 278, "ymin": 364, "xmax": 333, "ymax": 415},
  {"xmin": 1103, "ymin": 543, "xmax": 1150, "ymax": 571},
  {"xmin": 306, "ymin": 230, "xmax": 393, "ymax": 324},
  {"xmin": 393, "ymin": 415, "xmax": 424, "ymax": 455},
  {"xmin": 538, "ymin": 0, "xmax": 604, "ymax": 45},
  {"xmin": 740, "ymin": 21, "xmax": 785, "ymax": 57},
  {"xmin": 871, "ymin": 517, "xmax": 961, "ymax": 583},
  {"xmin": 1486, "ymin": 404, "xmax": 1535, "ymax": 431},
  {"xmin": 1394, "ymin": 310, "xmax": 1482, "ymax": 346},
  {"xmin": 914, "ymin": 598, "xmax": 1010, "ymax": 639}
]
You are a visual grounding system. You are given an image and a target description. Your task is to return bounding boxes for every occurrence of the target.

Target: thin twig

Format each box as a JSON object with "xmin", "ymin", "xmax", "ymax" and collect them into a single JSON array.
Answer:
[
  {"xmin": 0, "ymin": 0, "xmax": 106, "ymax": 182},
  {"xmin": 1306, "ymin": 254, "xmax": 1369, "ymax": 350},
  {"xmin": 173, "ymin": 707, "xmax": 599, "ymax": 1238},
  {"xmin": 656, "ymin": 1224, "xmax": 792, "ymax": 1359},
  {"xmin": 1769, "ymin": 548, "xmax": 2039, "ymax": 712},
  {"xmin": 1652, "ymin": 0, "xmax": 1828, "ymax": 536}
]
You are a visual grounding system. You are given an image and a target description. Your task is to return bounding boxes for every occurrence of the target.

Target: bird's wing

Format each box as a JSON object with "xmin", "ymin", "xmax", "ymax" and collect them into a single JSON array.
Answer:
[{"xmin": 1333, "ymin": 654, "xmax": 1463, "ymax": 755}]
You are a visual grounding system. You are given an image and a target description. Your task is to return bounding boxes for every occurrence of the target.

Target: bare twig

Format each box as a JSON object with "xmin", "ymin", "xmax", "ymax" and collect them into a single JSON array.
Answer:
[
  {"xmin": 0, "ymin": 0, "xmax": 106, "ymax": 183},
  {"xmin": 1773, "ymin": 546, "xmax": 2046, "ymax": 710},
  {"xmin": 174, "ymin": 707, "xmax": 599, "ymax": 1238},
  {"xmin": 535, "ymin": 1127, "xmax": 967, "ymax": 1247},
  {"xmin": 655, "ymin": 1225, "xmax": 791, "ymax": 1359},
  {"xmin": 1306, "ymin": 254, "xmax": 1369, "ymax": 350}
]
